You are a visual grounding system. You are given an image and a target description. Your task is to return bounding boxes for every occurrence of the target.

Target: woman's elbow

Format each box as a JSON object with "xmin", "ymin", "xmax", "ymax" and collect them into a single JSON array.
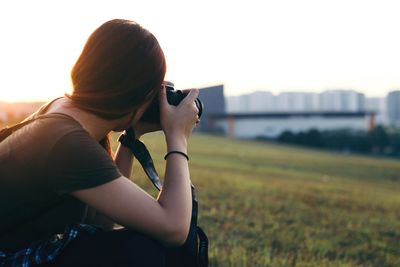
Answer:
[{"xmin": 161, "ymin": 221, "xmax": 190, "ymax": 247}]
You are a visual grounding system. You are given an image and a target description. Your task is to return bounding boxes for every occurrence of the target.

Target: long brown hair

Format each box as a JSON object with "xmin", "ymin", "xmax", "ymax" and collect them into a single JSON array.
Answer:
[{"xmin": 66, "ymin": 19, "xmax": 167, "ymax": 155}]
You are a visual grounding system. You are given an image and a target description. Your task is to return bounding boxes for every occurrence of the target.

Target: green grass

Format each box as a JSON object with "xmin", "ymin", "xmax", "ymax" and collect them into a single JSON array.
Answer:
[{"xmin": 111, "ymin": 132, "xmax": 400, "ymax": 267}]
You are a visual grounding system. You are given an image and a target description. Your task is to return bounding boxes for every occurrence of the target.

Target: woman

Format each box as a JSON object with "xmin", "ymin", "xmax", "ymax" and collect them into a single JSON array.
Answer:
[{"xmin": 0, "ymin": 19, "xmax": 199, "ymax": 266}]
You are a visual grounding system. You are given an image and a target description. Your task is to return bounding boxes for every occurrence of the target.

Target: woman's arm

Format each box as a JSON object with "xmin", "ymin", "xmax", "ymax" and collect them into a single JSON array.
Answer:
[
  {"xmin": 84, "ymin": 206, "xmax": 116, "ymax": 230},
  {"xmin": 71, "ymin": 88, "xmax": 199, "ymax": 246},
  {"xmin": 72, "ymin": 134, "xmax": 191, "ymax": 246},
  {"xmin": 114, "ymin": 144, "xmax": 134, "ymax": 178},
  {"xmin": 85, "ymin": 139, "xmax": 134, "ymax": 229}
]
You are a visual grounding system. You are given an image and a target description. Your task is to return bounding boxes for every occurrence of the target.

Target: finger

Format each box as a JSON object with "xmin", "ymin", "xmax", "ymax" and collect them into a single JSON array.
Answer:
[
  {"xmin": 182, "ymin": 88, "xmax": 199, "ymax": 104},
  {"xmin": 181, "ymin": 87, "xmax": 201, "ymax": 93},
  {"xmin": 181, "ymin": 89, "xmax": 192, "ymax": 95},
  {"xmin": 192, "ymin": 101, "xmax": 200, "ymax": 114}
]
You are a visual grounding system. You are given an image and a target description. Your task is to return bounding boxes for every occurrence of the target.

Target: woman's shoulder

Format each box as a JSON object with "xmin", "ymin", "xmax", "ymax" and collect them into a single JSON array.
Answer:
[
  {"xmin": 26, "ymin": 112, "xmax": 87, "ymax": 140},
  {"xmin": 1, "ymin": 112, "xmax": 89, "ymax": 160}
]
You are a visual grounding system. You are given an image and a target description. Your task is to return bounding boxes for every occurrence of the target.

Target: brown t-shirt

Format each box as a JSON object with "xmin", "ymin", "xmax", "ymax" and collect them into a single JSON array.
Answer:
[{"xmin": 0, "ymin": 99, "xmax": 122, "ymax": 252}]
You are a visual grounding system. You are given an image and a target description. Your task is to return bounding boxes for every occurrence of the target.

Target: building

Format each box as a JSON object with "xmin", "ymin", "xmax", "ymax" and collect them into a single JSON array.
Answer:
[
  {"xmin": 319, "ymin": 90, "xmax": 365, "ymax": 112},
  {"xmin": 198, "ymin": 85, "xmax": 378, "ymax": 139},
  {"xmin": 226, "ymin": 95, "xmax": 241, "ymax": 112},
  {"xmin": 226, "ymin": 91, "xmax": 275, "ymax": 112},
  {"xmin": 227, "ymin": 90, "xmax": 365, "ymax": 113},
  {"xmin": 197, "ymin": 84, "xmax": 226, "ymax": 132},
  {"xmin": 227, "ymin": 91, "xmax": 321, "ymax": 112},
  {"xmin": 245, "ymin": 91, "xmax": 275, "ymax": 112},
  {"xmin": 387, "ymin": 90, "xmax": 400, "ymax": 125},
  {"xmin": 208, "ymin": 112, "xmax": 375, "ymax": 139},
  {"xmin": 275, "ymin": 92, "xmax": 319, "ymax": 112},
  {"xmin": 365, "ymin": 97, "xmax": 387, "ymax": 125}
]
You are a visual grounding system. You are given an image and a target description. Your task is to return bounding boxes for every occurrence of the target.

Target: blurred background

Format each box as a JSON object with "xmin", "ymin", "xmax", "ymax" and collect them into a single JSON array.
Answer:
[{"xmin": 1, "ymin": 0, "xmax": 399, "ymax": 266}]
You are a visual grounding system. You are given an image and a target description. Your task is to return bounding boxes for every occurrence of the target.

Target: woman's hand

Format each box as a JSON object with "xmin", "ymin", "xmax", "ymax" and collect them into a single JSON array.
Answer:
[
  {"xmin": 133, "ymin": 121, "xmax": 162, "ymax": 139},
  {"xmin": 159, "ymin": 86, "xmax": 199, "ymax": 144}
]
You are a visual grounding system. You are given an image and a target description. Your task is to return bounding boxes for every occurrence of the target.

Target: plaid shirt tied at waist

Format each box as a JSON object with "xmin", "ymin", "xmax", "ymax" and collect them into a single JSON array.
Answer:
[{"xmin": 0, "ymin": 224, "xmax": 101, "ymax": 267}]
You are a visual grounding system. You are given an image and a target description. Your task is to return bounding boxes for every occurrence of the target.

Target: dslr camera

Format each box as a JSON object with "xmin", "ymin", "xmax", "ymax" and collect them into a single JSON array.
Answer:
[{"xmin": 140, "ymin": 81, "xmax": 203, "ymax": 123}]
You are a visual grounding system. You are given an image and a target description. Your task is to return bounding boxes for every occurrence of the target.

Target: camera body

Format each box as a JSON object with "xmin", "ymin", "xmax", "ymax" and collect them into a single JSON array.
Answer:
[{"xmin": 140, "ymin": 81, "xmax": 203, "ymax": 123}]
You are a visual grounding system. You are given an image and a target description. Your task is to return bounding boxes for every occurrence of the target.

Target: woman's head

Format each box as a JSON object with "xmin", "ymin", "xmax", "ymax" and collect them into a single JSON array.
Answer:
[{"xmin": 67, "ymin": 19, "xmax": 166, "ymax": 120}]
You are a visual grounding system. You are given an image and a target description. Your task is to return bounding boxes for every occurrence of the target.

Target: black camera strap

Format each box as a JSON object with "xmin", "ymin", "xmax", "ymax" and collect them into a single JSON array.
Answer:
[{"xmin": 133, "ymin": 139, "xmax": 164, "ymax": 188}]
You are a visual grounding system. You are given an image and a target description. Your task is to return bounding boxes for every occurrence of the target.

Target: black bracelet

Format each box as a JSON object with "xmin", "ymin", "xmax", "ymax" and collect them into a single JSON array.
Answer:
[{"xmin": 164, "ymin": 151, "xmax": 189, "ymax": 161}]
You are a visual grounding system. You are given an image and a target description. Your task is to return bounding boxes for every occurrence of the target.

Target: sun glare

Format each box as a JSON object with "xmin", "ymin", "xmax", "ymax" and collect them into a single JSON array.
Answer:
[
  {"xmin": 0, "ymin": 0, "xmax": 399, "ymax": 102},
  {"xmin": 0, "ymin": 73, "xmax": 73, "ymax": 103}
]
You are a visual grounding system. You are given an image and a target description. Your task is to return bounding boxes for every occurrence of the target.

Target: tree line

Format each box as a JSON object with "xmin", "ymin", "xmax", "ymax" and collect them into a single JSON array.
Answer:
[
  {"xmin": 0, "ymin": 112, "xmax": 30, "ymax": 129},
  {"xmin": 267, "ymin": 126, "xmax": 400, "ymax": 157}
]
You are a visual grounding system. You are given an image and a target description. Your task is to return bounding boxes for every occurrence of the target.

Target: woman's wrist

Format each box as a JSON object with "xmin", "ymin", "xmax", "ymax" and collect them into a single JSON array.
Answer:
[{"xmin": 165, "ymin": 134, "xmax": 188, "ymax": 154}]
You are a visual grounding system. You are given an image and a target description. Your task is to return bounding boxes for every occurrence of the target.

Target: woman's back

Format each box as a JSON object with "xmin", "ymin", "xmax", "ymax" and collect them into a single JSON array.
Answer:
[{"xmin": 0, "ymin": 103, "xmax": 121, "ymax": 251}]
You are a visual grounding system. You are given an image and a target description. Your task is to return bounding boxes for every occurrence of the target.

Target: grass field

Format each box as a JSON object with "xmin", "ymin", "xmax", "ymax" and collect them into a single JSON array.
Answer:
[{"xmin": 111, "ymin": 132, "xmax": 400, "ymax": 267}]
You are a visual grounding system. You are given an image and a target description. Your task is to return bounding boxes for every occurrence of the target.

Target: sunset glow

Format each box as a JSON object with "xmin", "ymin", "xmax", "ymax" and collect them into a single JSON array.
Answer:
[{"xmin": 0, "ymin": 0, "xmax": 399, "ymax": 102}]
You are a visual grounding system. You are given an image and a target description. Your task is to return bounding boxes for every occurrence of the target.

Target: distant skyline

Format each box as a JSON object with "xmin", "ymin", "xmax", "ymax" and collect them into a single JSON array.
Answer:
[{"xmin": 0, "ymin": 0, "xmax": 399, "ymax": 102}]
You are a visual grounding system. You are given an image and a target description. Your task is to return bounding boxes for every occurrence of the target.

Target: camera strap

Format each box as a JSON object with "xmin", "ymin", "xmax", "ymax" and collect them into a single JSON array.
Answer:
[{"xmin": 128, "ymin": 141, "xmax": 164, "ymax": 190}]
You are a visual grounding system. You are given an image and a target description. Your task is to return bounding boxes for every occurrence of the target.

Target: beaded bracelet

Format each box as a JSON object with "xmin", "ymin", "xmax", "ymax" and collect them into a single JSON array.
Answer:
[{"xmin": 164, "ymin": 151, "xmax": 189, "ymax": 161}]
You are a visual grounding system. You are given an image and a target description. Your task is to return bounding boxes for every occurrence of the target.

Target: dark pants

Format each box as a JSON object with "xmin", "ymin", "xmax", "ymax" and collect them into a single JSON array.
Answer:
[{"xmin": 42, "ymin": 228, "xmax": 166, "ymax": 267}]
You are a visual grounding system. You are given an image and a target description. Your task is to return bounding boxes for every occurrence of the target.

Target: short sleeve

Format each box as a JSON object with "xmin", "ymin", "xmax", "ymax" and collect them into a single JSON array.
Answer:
[{"xmin": 46, "ymin": 130, "xmax": 122, "ymax": 195}]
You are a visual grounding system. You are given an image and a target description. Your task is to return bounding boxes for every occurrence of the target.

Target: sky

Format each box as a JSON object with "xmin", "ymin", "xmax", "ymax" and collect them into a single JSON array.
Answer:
[{"xmin": 0, "ymin": 0, "xmax": 399, "ymax": 102}]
